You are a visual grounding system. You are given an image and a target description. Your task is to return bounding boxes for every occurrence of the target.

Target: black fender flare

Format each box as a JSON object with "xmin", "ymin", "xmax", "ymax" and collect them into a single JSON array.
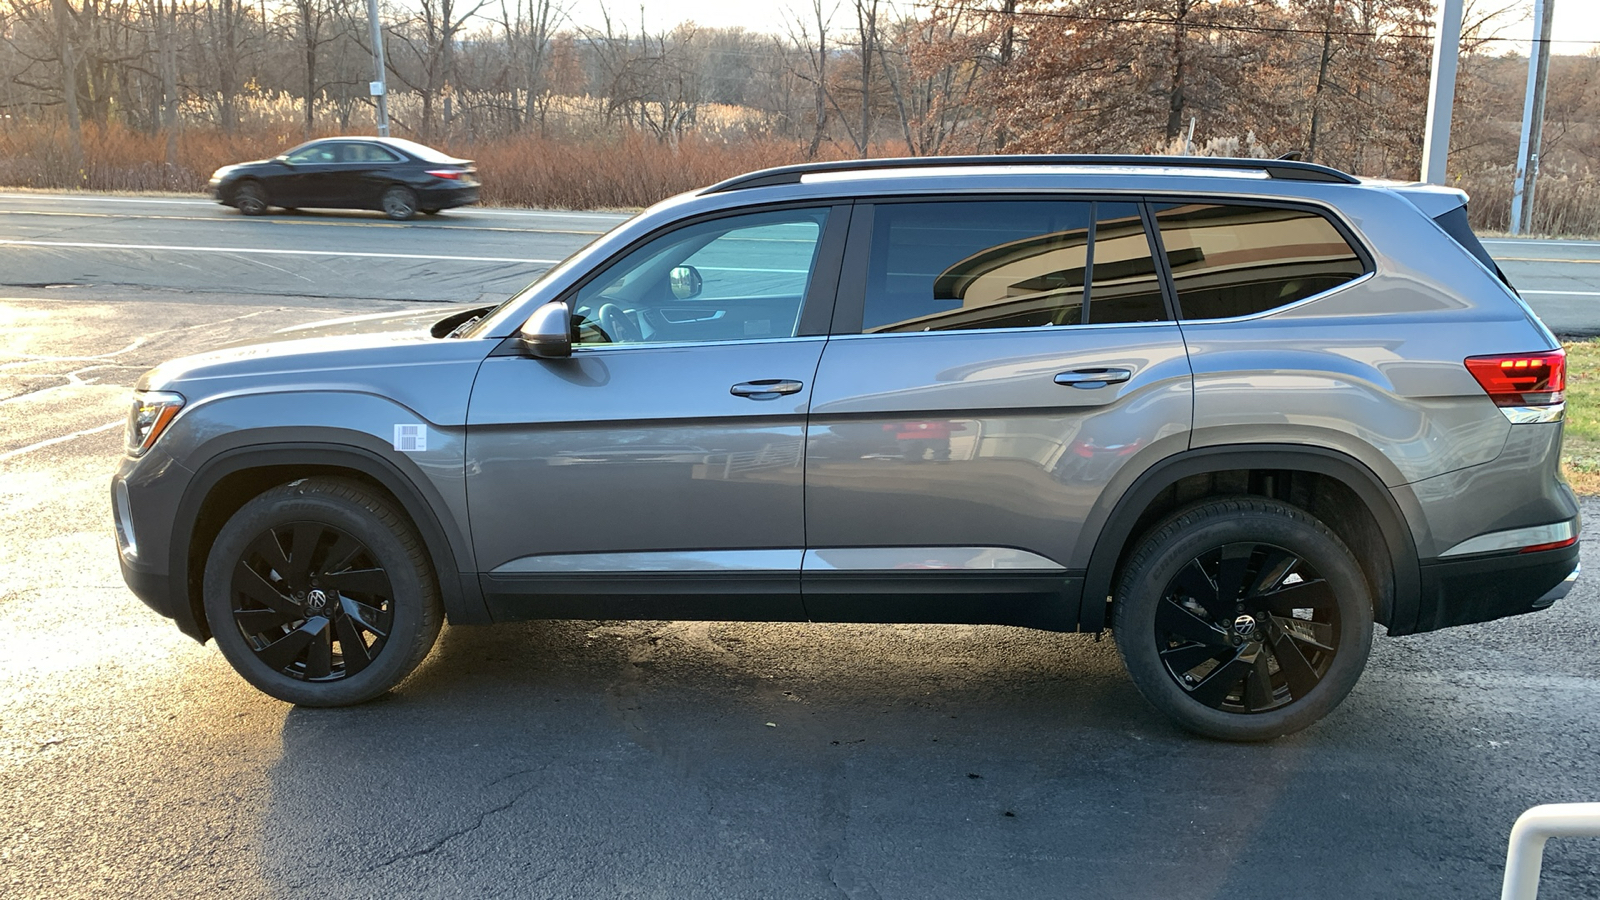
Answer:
[
  {"xmin": 1078, "ymin": 444, "xmax": 1422, "ymax": 634},
  {"xmin": 170, "ymin": 441, "xmax": 490, "ymax": 639}
]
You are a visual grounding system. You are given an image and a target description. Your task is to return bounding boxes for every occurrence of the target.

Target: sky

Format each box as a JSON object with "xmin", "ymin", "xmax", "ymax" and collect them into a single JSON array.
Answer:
[{"xmin": 556, "ymin": 0, "xmax": 1600, "ymax": 54}]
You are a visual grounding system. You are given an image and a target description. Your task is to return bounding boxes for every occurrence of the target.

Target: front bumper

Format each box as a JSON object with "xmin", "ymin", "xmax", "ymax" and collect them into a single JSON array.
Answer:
[{"xmin": 111, "ymin": 455, "xmax": 208, "ymax": 642}]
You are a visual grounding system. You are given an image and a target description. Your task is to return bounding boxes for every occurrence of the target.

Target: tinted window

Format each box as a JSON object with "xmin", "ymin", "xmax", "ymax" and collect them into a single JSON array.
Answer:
[
  {"xmin": 861, "ymin": 200, "xmax": 1168, "ymax": 333},
  {"xmin": 572, "ymin": 208, "xmax": 828, "ymax": 346},
  {"xmin": 284, "ymin": 142, "xmax": 337, "ymax": 164},
  {"xmin": 341, "ymin": 143, "xmax": 402, "ymax": 163},
  {"xmin": 1153, "ymin": 203, "xmax": 1367, "ymax": 320}
]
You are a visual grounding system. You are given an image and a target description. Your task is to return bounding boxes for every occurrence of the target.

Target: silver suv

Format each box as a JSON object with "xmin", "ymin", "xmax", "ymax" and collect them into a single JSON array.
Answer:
[{"xmin": 113, "ymin": 155, "xmax": 1581, "ymax": 740}]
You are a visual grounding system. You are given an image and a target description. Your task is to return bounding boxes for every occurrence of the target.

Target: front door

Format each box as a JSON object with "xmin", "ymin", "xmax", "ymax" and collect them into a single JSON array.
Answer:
[
  {"xmin": 802, "ymin": 197, "xmax": 1193, "ymax": 629},
  {"xmin": 467, "ymin": 204, "xmax": 849, "ymax": 620}
]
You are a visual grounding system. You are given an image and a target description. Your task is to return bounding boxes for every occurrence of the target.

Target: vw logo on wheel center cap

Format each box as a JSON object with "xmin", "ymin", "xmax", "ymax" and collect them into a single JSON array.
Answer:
[
  {"xmin": 306, "ymin": 589, "xmax": 329, "ymax": 612},
  {"xmin": 1233, "ymin": 614, "xmax": 1258, "ymax": 638}
]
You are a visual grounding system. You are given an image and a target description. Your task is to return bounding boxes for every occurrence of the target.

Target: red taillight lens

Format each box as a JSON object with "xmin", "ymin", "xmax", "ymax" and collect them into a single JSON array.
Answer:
[
  {"xmin": 1464, "ymin": 350, "xmax": 1565, "ymax": 406},
  {"xmin": 425, "ymin": 168, "xmax": 461, "ymax": 180},
  {"xmin": 1520, "ymin": 537, "xmax": 1577, "ymax": 554}
]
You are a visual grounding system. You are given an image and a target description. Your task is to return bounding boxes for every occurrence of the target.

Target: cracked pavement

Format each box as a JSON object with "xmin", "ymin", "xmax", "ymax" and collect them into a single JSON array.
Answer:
[{"xmin": 1, "ymin": 198, "xmax": 1599, "ymax": 899}]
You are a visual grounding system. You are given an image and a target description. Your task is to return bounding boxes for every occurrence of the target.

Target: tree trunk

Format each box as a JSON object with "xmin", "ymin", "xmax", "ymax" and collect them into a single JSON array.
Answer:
[
  {"xmin": 52, "ymin": 0, "xmax": 84, "ymax": 179},
  {"xmin": 1164, "ymin": 0, "xmax": 1188, "ymax": 143},
  {"xmin": 161, "ymin": 0, "xmax": 179, "ymax": 169},
  {"xmin": 1307, "ymin": 0, "xmax": 1337, "ymax": 162}
]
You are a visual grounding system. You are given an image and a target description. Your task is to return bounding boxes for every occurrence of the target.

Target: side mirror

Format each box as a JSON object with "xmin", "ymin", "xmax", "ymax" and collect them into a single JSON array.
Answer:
[
  {"xmin": 518, "ymin": 300, "xmax": 572, "ymax": 359},
  {"xmin": 669, "ymin": 265, "xmax": 703, "ymax": 300}
]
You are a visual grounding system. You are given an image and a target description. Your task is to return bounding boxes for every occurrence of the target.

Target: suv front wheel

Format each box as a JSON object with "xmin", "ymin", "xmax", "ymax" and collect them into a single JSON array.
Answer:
[
  {"xmin": 1113, "ymin": 498, "xmax": 1374, "ymax": 741},
  {"xmin": 202, "ymin": 477, "xmax": 443, "ymax": 706}
]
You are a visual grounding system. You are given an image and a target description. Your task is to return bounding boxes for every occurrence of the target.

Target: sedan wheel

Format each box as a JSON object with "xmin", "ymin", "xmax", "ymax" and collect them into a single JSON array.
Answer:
[
  {"xmin": 203, "ymin": 477, "xmax": 442, "ymax": 706},
  {"xmin": 382, "ymin": 186, "xmax": 418, "ymax": 220},
  {"xmin": 234, "ymin": 182, "xmax": 269, "ymax": 216}
]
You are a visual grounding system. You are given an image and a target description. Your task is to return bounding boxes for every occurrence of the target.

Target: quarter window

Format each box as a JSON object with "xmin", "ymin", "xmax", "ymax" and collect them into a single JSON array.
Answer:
[
  {"xmin": 860, "ymin": 200, "xmax": 1169, "ymax": 333},
  {"xmin": 571, "ymin": 208, "xmax": 829, "ymax": 346},
  {"xmin": 1152, "ymin": 202, "xmax": 1368, "ymax": 320}
]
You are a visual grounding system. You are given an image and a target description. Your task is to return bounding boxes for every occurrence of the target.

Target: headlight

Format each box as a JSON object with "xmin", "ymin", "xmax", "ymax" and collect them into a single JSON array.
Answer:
[{"xmin": 126, "ymin": 391, "xmax": 185, "ymax": 457}]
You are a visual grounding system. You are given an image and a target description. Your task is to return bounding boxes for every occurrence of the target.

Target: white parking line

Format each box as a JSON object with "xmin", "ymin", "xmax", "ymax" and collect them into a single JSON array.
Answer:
[
  {"xmin": 0, "ymin": 238, "xmax": 558, "ymax": 265},
  {"xmin": 1485, "ymin": 239, "xmax": 1600, "ymax": 248},
  {"xmin": 0, "ymin": 420, "xmax": 122, "ymax": 464}
]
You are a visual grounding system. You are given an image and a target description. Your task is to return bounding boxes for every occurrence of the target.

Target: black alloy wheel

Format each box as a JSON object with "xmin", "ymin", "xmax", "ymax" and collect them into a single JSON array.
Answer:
[
  {"xmin": 1113, "ymin": 498, "xmax": 1373, "ymax": 741},
  {"xmin": 381, "ymin": 186, "xmax": 418, "ymax": 220},
  {"xmin": 1152, "ymin": 542, "xmax": 1338, "ymax": 713},
  {"xmin": 229, "ymin": 521, "xmax": 394, "ymax": 682},
  {"xmin": 203, "ymin": 477, "xmax": 442, "ymax": 706},
  {"xmin": 234, "ymin": 181, "xmax": 268, "ymax": 216}
]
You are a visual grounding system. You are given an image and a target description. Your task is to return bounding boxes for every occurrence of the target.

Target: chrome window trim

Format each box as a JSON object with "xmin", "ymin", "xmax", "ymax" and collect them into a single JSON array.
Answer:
[
  {"xmin": 1439, "ymin": 520, "xmax": 1578, "ymax": 558},
  {"xmin": 571, "ymin": 335, "xmax": 828, "ymax": 353},
  {"xmin": 1173, "ymin": 270, "xmax": 1378, "ymax": 326}
]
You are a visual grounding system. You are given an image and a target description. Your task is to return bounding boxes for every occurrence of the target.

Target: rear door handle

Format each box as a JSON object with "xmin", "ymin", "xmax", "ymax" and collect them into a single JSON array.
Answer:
[
  {"xmin": 1054, "ymin": 368, "xmax": 1133, "ymax": 388},
  {"xmin": 731, "ymin": 379, "xmax": 805, "ymax": 399}
]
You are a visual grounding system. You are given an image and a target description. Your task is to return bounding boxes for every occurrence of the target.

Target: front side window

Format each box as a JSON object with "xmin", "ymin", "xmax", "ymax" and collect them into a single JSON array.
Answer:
[
  {"xmin": 1152, "ymin": 202, "xmax": 1368, "ymax": 320},
  {"xmin": 860, "ymin": 200, "xmax": 1169, "ymax": 333},
  {"xmin": 284, "ymin": 143, "xmax": 337, "ymax": 164},
  {"xmin": 571, "ymin": 207, "xmax": 829, "ymax": 346}
]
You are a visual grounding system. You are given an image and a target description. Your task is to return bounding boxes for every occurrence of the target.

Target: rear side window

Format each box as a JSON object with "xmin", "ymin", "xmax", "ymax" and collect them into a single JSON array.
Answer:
[
  {"xmin": 860, "ymin": 200, "xmax": 1169, "ymax": 333},
  {"xmin": 1152, "ymin": 203, "xmax": 1368, "ymax": 320}
]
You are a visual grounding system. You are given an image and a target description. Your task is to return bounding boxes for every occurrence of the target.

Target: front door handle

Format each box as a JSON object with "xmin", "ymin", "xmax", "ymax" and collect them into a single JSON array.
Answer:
[
  {"xmin": 731, "ymin": 379, "xmax": 805, "ymax": 399},
  {"xmin": 1054, "ymin": 368, "xmax": 1133, "ymax": 389}
]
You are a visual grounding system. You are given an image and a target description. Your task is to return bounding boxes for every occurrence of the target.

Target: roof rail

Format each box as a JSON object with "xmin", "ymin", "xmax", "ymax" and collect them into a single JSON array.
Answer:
[{"xmin": 701, "ymin": 154, "xmax": 1361, "ymax": 193}]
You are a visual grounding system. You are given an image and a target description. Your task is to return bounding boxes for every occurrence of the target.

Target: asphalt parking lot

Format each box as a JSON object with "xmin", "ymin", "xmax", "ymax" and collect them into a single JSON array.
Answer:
[{"xmin": 2, "ymin": 194, "xmax": 1598, "ymax": 899}]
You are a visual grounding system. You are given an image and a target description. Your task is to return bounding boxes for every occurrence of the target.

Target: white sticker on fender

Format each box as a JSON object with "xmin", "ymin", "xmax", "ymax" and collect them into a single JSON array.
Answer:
[{"xmin": 394, "ymin": 424, "xmax": 426, "ymax": 452}]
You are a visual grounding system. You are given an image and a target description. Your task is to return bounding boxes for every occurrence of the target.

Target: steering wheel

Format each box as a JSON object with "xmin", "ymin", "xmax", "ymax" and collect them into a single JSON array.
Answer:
[{"xmin": 595, "ymin": 303, "xmax": 642, "ymax": 344}]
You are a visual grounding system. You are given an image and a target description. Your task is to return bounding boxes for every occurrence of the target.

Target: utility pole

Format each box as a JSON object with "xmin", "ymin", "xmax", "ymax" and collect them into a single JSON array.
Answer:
[
  {"xmin": 1421, "ymin": 0, "xmax": 1464, "ymax": 184},
  {"xmin": 366, "ymin": 0, "xmax": 390, "ymax": 137},
  {"xmin": 1510, "ymin": 0, "xmax": 1557, "ymax": 235}
]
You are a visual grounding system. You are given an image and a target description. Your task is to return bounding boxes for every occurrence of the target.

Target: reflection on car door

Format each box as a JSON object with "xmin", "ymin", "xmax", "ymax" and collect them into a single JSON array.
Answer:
[
  {"xmin": 466, "ymin": 204, "xmax": 850, "ymax": 621},
  {"xmin": 802, "ymin": 198, "xmax": 1193, "ymax": 629}
]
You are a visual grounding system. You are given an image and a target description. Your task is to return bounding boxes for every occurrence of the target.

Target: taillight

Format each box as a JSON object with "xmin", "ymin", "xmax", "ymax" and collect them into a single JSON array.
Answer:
[
  {"xmin": 425, "ymin": 168, "xmax": 461, "ymax": 180},
  {"xmin": 1464, "ymin": 350, "xmax": 1565, "ymax": 407}
]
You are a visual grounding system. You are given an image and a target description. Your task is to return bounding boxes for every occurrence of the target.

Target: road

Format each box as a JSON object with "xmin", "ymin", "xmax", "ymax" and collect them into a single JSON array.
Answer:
[{"xmin": 2, "ymin": 194, "xmax": 1599, "ymax": 899}]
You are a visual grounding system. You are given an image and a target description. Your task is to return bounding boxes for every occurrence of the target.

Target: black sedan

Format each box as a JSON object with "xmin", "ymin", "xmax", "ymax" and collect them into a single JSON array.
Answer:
[{"xmin": 208, "ymin": 136, "xmax": 479, "ymax": 220}]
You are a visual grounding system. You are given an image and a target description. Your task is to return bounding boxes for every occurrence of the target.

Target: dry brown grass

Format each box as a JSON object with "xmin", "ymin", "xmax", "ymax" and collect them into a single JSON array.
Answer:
[{"xmin": 0, "ymin": 121, "xmax": 870, "ymax": 209}]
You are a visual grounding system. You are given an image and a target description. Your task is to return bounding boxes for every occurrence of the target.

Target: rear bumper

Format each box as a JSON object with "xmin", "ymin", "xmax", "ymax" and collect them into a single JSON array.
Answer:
[
  {"xmin": 1413, "ymin": 540, "xmax": 1581, "ymax": 633},
  {"xmin": 417, "ymin": 185, "xmax": 479, "ymax": 209}
]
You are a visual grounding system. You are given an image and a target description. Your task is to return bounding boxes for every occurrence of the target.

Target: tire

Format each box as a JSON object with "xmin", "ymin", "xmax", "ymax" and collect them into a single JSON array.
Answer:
[
  {"xmin": 233, "ymin": 181, "xmax": 269, "ymax": 216},
  {"xmin": 420, "ymin": 208, "xmax": 440, "ymax": 216},
  {"xmin": 202, "ymin": 477, "xmax": 443, "ymax": 706},
  {"xmin": 381, "ymin": 186, "xmax": 418, "ymax": 220},
  {"xmin": 1112, "ymin": 497, "xmax": 1373, "ymax": 742}
]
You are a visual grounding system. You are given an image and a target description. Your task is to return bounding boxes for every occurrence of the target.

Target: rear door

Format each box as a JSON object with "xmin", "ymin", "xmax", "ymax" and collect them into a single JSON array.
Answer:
[
  {"xmin": 466, "ymin": 203, "xmax": 849, "ymax": 620},
  {"xmin": 801, "ymin": 197, "xmax": 1193, "ymax": 627}
]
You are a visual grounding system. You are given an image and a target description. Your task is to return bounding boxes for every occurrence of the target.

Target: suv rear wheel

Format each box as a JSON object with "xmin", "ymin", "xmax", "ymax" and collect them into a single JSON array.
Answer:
[
  {"xmin": 1113, "ymin": 498, "xmax": 1373, "ymax": 741},
  {"xmin": 202, "ymin": 477, "xmax": 442, "ymax": 706}
]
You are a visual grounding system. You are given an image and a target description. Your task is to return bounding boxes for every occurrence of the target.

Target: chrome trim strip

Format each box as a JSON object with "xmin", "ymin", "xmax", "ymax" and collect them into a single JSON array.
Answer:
[
  {"xmin": 1439, "ymin": 520, "xmax": 1578, "ymax": 558},
  {"xmin": 1535, "ymin": 564, "xmax": 1581, "ymax": 609},
  {"xmin": 572, "ymin": 336, "xmax": 826, "ymax": 353},
  {"xmin": 802, "ymin": 547, "xmax": 1066, "ymax": 572},
  {"xmin": 492, "ymin": 549, "xmax": 803, "ymax": 574},
  {"xmin": 1500, "ymin": 403, "xmax": 1565, "ymax": 424},
  {"xmin": 1175, "ymin": 270, "xmax": 1377, "ymax": 326}
]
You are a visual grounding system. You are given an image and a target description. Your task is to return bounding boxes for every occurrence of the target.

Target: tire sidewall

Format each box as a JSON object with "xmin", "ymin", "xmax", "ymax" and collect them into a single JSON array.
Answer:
[
  {"xmin": 1114, "ymin": 501, "xmax": 1374, "ymax": 741},
  {"xmin": 203, "ymin": 483, "xmax": 434, "ymax": 706}
]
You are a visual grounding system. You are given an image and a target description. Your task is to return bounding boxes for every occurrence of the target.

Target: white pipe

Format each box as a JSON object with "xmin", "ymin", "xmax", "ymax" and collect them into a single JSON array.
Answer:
[{"xmin": 1500, "ymin": 803, "xmax": 1600, "ymax": 900}]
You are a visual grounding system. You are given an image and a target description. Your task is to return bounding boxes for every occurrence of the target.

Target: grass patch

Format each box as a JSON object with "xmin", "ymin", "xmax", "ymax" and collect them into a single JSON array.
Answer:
[{"xmin": 1562, "ymin": 338, "xmax": 1600, "ymax": 494}]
